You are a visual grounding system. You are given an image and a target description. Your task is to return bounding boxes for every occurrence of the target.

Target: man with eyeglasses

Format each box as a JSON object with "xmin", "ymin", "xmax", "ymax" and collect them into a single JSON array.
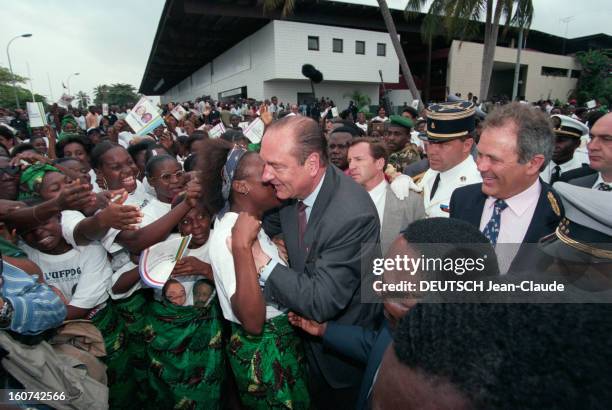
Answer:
[
  {"xmin": 417, "ymin": 101, "xmax": 481, "ymax": 217},
  {"xmin": 566, "ymin": 112, "xmax": 612, "ymax": 191}
]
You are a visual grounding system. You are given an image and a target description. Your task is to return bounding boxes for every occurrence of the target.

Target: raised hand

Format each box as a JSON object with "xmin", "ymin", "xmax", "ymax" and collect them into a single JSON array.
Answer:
[
  {"xmin": 56, "ymin": 179, "xmax": 96, "ymax": 211},
  {"xmin": 172, "ymin": 257, "xmax": 213, "ymax": 280},
  {"xmin": 287, "ymin": 312, "xmax": 327, "ymax": 337}
]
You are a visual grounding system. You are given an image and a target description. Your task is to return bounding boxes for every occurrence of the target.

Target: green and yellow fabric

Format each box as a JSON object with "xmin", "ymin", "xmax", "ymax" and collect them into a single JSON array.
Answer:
[
  {"xmin": 226, "ymin": 315, "xmax": 310, "ymax": 410},
  {"xmin": 145, "ymin": 296, "xmax": 225, "ymax": 410}
]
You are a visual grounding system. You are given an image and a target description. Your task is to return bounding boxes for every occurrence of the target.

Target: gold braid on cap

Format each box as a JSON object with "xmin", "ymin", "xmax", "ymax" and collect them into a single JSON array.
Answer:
[{"xmin": 555, "ymin": 227, "xmax": 612, "ymax": 260}]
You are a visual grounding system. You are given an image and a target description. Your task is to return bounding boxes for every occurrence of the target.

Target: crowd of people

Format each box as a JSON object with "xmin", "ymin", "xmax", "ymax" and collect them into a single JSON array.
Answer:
[{"xmin": 0, "ymin": 90, "xmax": 611, "ymax": 410}]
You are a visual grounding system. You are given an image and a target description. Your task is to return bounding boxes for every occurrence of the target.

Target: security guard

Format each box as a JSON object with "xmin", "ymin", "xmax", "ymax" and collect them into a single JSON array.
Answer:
[
  {"xmin": 418, "ymin": 101, "xmax": 481, "ymax": 217},
  {"xmin": 540, "ymin": 115, "xmax": 590, "ymax": 184}
]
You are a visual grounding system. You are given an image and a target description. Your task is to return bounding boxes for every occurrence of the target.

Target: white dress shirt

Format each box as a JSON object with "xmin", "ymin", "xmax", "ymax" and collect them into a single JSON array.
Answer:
[
  {"xmin": 368, "ymin": 179, "xmax": 388, "ymax": 228},
  {"xmin": 479, "ymin": 179, "xmax": 541, "ymax": 244},
  {"xmin": 540, "ymin": 155, "xmax": 583, "ymax": 184},
  {"xmin": 593, "ymin": 173, "xmax": 612, "ymax": 190}
]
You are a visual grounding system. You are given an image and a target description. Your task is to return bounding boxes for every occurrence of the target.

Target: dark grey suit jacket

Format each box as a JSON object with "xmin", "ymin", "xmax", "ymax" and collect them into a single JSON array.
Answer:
[
  {"xmin": 380, "ymin": 186, "xmax": 425, "ymax": 254},
  {"xmin": 263, "ymin": 165, "xmax": 383, "ymax": 390},
  {"xmin": 567, "ymin": 172, "xmax": 598, "ymax": 188}
]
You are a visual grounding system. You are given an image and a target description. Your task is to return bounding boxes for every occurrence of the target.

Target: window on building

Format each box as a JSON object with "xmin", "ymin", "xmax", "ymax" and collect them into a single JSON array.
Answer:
[
  {"xmin": 377, "ymin": 43, "xmax": 386, "ymax": 56},
  {"xmin": 333, "ymin": 38, "xmax": 343, "ymax": 53},
  {"xmin": 308, "ymin": 36, "xmax": 319, "ymax": 51},
  {"xmin": 570, "ymin": 70, "xmax": 581, "ymax": 78},
  {"xmin": 541, "ymin": 66, "xmax": 569, "ymax": 77},
  {"xmin": 355, "ymin": 40, "xmax": 365, "ymax": 55}
]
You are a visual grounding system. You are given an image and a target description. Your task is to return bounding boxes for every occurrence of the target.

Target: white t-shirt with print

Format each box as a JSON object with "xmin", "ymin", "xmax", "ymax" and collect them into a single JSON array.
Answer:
[
  {"xmin": 209, "ymin": 212, "xmax": 286, "ymax": 324},
  {"xmin": 21, "ymin": 242, "xmax": 112, "ymax": 309},
  {"xmin": 110, "ymin": 233, "xmax": 212, "ymax": 305}
]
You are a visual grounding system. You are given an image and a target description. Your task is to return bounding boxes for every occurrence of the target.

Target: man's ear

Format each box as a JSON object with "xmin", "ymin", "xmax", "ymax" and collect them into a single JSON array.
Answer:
[
  {"xmin": 306, "ymin": 152, "xmax": 322, "ymax": 176},
  {"xmin": 527, "ymin": 154, "xmax": 546, "ymax": 176}
]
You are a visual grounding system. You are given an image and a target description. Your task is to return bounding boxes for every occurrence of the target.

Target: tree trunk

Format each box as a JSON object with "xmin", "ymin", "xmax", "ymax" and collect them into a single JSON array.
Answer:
[
  {"xmin": 377, "ymin": 0, "xmax": 424, "ymax": 110},
  {"xmin": 425, "ymin": 32, "xmax": 432, "ymax": 103},
  {"xmin": 479, "ymin": 0, "xmax": 504, "ymax": 101}
]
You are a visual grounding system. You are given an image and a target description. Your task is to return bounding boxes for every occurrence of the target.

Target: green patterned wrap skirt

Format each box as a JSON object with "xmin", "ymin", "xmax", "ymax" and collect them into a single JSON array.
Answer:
[
  {"xmin": 91, "ymin": 300, "xmax": 136, "ymax": 409},
  {"xmin": 145, "ymin": 296, "xmax": 226, "ymax": 410},
  {"xmin": 227, "ymin": 314, "xmax": 310, "ymax": 410}
]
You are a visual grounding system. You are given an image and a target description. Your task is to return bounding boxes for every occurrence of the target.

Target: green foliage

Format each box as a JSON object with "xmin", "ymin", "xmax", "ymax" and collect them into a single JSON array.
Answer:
[
  {"xmin": 573, "ymin": 49, "xmax": 612, "ymax": 107},
  {"xmin": 0, "ymin": 66, "xmax": 46, "ymax": 109},
  {"xmin": 344, "ymin": 90, "xmax": 372, "ymax": 111},
  {"xmin": 93, "ymin": 83, "xmax": 139, "ymax": 106}
]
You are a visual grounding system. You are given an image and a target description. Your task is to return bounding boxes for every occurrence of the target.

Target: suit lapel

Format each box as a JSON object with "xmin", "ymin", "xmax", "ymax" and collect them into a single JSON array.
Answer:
[
  {"xmin": 465, "ymin": 186, "xmax": 487, "ymax": 227},
  {"xmin": 522, "ymin": 182, "xmax": 561, "ymax": 243},
  {"xmin": 303, "ymin": 166, "xmax": 336, "ymax": 253},
  {"xmin": 381, "ymin": 188, "xmax": 401, "ymax": 247}
]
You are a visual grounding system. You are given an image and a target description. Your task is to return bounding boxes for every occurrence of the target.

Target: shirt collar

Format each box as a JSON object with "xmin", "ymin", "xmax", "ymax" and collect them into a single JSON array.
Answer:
[
  {"xmin": 485, "ymin": 179, "xmax": 541, "ymax": 217},
  {"xmin": 439, "ymin": 155, "xmax": 476, "ymax": 180},
  {"xmin": 302, "ymin": 172, "xmax": 326, "ymax": 208},
  {"xmin": 594, "ymin": 173, "xmax": 612, "ymax": 188},
  {"xmin": 368, "ymin": 179, "xmax": 388, "ymax": 197}
]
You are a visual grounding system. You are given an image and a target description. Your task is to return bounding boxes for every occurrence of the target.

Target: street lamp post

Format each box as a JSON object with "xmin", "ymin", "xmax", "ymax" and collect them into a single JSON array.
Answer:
[
  {"xmin": 66, "ymin": 72, "xmax": 79, "ymax": 96},
  {"xmin": 6, "ymin": 33, "xmax": 32, "ymax": 110}
]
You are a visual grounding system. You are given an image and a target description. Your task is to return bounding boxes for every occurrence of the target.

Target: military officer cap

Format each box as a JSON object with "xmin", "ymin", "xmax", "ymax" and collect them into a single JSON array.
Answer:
[
  {"xmin": 423, "ymin": 101, "xmax": 476, "ymax": 142},
  {"xmin": 388, "ymin": 115, "xmax": 414, "ymax": 130},
  {"xmin": 550, "ymin": 114, "xmax": 589, "ymax": 139},
  {"xmin": 539, "ymin": 182, "xmax": 612, "ymax": 263}
]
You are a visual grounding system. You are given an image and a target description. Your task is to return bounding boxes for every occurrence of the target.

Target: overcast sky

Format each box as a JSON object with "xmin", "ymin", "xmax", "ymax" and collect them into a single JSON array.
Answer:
[{"xmin": 1, "ymin": 0, "xmax": 610, "ymax": 102}]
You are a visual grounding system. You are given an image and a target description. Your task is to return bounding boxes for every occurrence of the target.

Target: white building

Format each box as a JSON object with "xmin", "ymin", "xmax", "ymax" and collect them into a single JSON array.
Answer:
[
  {"xmin": 447, "ymin": 40, "xmax": 582, "ymax": 102},
  {"xmin": 161, "ymin": 20, "xmax": 399, "ymax": 106}
]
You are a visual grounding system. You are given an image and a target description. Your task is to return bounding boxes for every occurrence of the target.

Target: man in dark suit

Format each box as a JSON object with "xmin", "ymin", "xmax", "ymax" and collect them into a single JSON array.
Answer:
[
  {"xmin": 564, "ymin": 112, "xmax": 612, "ymax": 191},
  {"xmin": 450, "ymin": 102, "xmax": 562, "ymax": 272},
  {"xmin": 252, "ymin": 115, "xmax": 382, "ymax": 408},
  {"xmin": 287, "ymin": 217, "xmax": 499, "ymax": 410}
]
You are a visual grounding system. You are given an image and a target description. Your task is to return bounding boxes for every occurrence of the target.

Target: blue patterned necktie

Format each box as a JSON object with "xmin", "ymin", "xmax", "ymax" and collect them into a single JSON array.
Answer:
[{"xmin": 482, "ymin": 199, "xmax": 508, "ymax": 245}]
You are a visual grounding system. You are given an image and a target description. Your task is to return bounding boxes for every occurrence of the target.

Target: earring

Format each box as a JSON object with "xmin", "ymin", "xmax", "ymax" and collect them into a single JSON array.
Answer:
[{"xmin": 101, "ymin": 177, "xmax": 109, "ymax": 190}]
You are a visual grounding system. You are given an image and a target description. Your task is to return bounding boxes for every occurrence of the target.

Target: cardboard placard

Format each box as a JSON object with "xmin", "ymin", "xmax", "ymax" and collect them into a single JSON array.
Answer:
[
  {"xmin": 102, "ymin": 103, "xmax": 109, "ymax": 116},
  {"xmin": 27, "ymin": 102, "xmax": 47, "ymax": 128},
  {"xmin": 208, "ymin": 122, "xmax": 226, "ymax": 139},
  {"xmin": 243, "ymin": 118, "xmax": 264, "ymax": 144},
  {"xmin": 171, "ymin": 105, "xmax": 187, "ymax": 120},
  {"xmin": 125, "ymin": 97, "xmax": 164, "ymax": 136}
]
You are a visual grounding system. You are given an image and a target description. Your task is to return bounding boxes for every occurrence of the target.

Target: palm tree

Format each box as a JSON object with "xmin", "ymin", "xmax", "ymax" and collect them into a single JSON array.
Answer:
[
  {"xmin": 406, "ymin": 0, "xmax": 533, "ymax": 102},
  {"xmin": 377, "ymin": 0, "xmax": 424, "ymax": 110},
  {"xmin": 93, "ymin": 84, "xmax": 110, "ymax": 105},
  {"xmin": 76, "ymin": 91, "xmax": 90, "ymax": 110},
  {"xmin": 262, "ymin": 0, "xmax": 424, "ymax": 110}
]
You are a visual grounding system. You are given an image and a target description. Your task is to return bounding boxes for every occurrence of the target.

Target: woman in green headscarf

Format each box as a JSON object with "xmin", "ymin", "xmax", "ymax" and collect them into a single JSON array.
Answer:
[
  {"xmin": 18, "ymin": 163, "xmax": 62, "ymax": 200},
  {"xmin": 58, "ymin": 115, "xmax": 80, "ymax": 142}
]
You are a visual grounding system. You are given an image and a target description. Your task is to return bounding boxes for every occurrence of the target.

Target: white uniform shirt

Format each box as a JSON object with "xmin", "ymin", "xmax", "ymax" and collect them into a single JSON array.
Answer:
[
  {"xmin": 209, "ymin": 212, "xmax": 286, "ymax": 324},
  {"xmin": 419, "ymin": 155, "xmax": 481, "ymax": 218},
  {"xmin": 540, "ymin": 155, "xmax": 583, "ymax": 184},
  {"xmin": 21, "ymin": 242, "xmax": 112, "ymax": 309}
]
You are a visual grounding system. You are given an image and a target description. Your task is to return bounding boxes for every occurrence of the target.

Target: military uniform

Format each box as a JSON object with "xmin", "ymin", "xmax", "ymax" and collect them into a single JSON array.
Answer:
[
  {"xmin": 540, "ymin": 115, "xmax": 590, "ymax": 184},
  {"xmin": 417, "ymin": 101, "xmax": 481, "ymax": 217},
  {"xmin": 420, "ymin": 156, "xmax": 481, "ymax": 217}
]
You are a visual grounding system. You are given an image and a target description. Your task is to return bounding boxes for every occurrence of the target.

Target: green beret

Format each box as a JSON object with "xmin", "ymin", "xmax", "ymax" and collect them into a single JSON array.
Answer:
[{"xmin": 389, "ymin": 115, "xmax": 413, "ymax": 129}]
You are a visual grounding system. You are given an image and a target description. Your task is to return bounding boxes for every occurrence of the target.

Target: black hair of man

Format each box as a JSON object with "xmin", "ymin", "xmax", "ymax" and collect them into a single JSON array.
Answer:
[
  {"xmin": 330, "ymin": 125, "xmax": 361, "ymax": 137},
  {"xmin": 393, "ymin": 302, "xmax": 612, "ymax": 409}
]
